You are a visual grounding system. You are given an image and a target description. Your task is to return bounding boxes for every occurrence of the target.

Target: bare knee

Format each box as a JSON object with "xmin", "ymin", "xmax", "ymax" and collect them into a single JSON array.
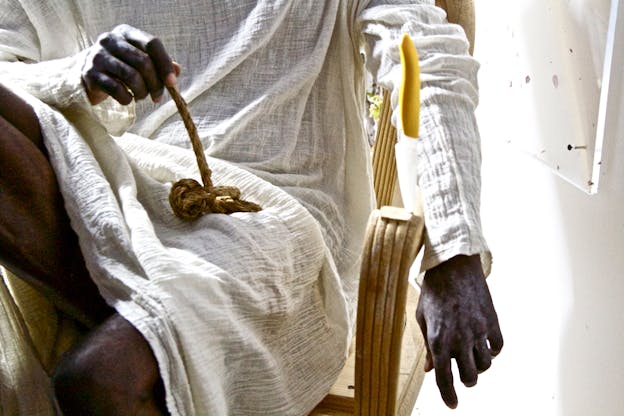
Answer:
[
  {"xmin": 52, "ymin": 352, "xmax": 106, "ymax": 415},
  {"xmin": 52, "ymin": 314, "xmax": 168, "ymax": 416}
]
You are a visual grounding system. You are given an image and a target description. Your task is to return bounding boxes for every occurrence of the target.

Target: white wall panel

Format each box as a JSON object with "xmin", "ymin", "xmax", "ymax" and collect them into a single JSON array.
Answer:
[{"xmin": 475, "ymin": 0, "xmax": 621, "ymax": 193}]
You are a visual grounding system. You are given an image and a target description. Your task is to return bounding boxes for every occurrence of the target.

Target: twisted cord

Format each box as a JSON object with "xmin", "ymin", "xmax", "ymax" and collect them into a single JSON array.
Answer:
[{"xmin": 166, "ymin": 85, "xmax": 262, "ymax": 220}]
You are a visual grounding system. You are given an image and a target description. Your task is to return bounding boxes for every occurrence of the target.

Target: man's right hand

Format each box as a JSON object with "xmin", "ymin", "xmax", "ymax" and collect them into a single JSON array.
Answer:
[{"xmin": 81, "ymin": 24, "xmax": 180, "ymax": 105}]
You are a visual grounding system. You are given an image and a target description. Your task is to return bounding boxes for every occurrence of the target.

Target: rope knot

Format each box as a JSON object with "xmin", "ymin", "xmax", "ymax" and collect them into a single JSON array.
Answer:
[
  {"xmin": 169, "ymin": 178, "xmax": 213, "ymax": 220},
  {"xmin": 166, "ymin": 85, "xmax": 262, "ymax": 221}
]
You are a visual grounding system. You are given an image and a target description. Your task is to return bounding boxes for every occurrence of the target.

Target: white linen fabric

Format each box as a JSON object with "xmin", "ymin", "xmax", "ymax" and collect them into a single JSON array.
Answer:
[{"xmin": 0, "ymin": 0, "xmax": 490, "ymax": 414}]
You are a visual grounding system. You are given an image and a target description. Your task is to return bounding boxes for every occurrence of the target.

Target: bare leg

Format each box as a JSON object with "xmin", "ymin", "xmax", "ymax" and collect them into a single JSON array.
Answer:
[
  {"xmin": 0, "ymin": 84, "xmax": 112, "ymax": 325},
  {"xmin": 0, "ymin": 84, "xmax": 167, "ymax": 414},
  {"xmin": 53, "ymin": 314, "xmax": 169, "ymax": 416}
]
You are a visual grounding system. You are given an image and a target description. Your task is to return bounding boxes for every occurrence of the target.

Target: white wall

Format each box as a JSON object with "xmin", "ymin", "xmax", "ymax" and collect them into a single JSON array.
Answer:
[{"xmin": 412, "ymin": 1, "xmax": 624, "ymax": 414}]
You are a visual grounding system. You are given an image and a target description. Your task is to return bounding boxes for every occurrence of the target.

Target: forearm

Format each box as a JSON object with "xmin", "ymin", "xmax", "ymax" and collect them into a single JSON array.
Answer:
[
  {"xmin": 0, "ymin": 0, "xmax": 135, "ymax": 135},
  {"xmin": 413, "ymin": 88, "xmax": 488, "ymax": 270},
  {"xmin": 0, "ymin": 56, "xmax": 136, "ymax": 137},
  {"xmin": 0, "ymin": 0, "xmax": 85, "ymax": 109},
  {"xmin": 0, "ymin": 54, "xmax": 89, "ymax": 109},
  {"xmin": 356, "ymin": 0, "xmax": 489, "ymax": 271}
]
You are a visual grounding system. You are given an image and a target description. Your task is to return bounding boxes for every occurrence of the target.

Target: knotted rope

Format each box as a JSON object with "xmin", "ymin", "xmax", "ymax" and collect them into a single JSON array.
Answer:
[{"xmin": 166, "ymin": 85, "xmax": 262, "ymax": 220}]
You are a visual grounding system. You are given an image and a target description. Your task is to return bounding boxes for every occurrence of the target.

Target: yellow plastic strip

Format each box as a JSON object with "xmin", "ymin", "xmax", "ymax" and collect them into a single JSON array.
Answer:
[{"xmin": 399, "ymin": 34, "xmax": 420, "ymax": 139}]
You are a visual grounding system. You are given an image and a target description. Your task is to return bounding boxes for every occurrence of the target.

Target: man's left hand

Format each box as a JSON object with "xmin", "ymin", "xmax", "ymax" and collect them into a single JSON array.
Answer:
[{"xmin": 416, "ymin": 254, "xmax": 503, "ymax": 409}]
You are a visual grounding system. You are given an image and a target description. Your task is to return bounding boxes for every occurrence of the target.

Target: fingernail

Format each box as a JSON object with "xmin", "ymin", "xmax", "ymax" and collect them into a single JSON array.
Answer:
[{"xmin": 166, "ymin": 73, "xmax": 177, "ymax": 87}]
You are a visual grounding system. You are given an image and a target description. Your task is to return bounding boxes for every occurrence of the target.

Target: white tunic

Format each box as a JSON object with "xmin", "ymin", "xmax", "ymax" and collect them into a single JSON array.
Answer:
[{"xmin": 0, "ymin": 0, "xmax": 490, "ymax": 414}]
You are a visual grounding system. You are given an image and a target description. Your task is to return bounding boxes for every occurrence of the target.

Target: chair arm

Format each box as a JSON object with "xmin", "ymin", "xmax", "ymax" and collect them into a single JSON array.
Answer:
[{"xmin": 354, "ymin": 206, "xmax": 424, "ymax": 415}]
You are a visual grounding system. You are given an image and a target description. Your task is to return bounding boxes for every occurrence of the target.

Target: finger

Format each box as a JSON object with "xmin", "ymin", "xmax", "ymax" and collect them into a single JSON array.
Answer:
[
  {"xmin": 85, "ymin": 88, "xmax": 109, "ymax": 106},
  {"xmin": 415, "ymin": 308, "xmax": 433, "ymax": 371},
  {"xmin": 432, "ymin": 354, "xmax": 458, "ymax": 409},
  {"xmin": 456, "ymin": 347, "xmax": 478, "ymax": 387},
  {"xmin": 172, "ymin": 61, "xmax": 182, "ymax": 77},
  {"xmin": 101, "ymin": 33, "xmax": 164, "ymax": 101},
  {"xmin": 428, "ymin": 327, "xmax": 457, "ymax": 409},
  {"xmin": 474, "ymin": 338, "xmax": 492, "ymax": 373},
  {"xmin": 85, "ymin": 71, "xmax": 133, "ymax": 105},
  {"xmin": 145, "ymin": 37, "xmax": 177, "ymax": 87},
  {"xmin": 94, "ymin": 52, "xmax": 148, "ymax": 100},
  {"xmin": 114, "ymin": 25, "xmax": 177, "ymax": 87},
  {"xmin": 488, "ymin": 326, "xmax": 504, "ymax": 357},
  {"xmin": 424, "ymin": 350, "xmax": 434, "ymax": 372}
]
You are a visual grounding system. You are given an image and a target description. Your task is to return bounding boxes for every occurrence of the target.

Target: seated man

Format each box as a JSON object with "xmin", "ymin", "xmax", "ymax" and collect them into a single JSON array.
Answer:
[{"xmin": 0, "ymin": 0, "xmax": 502, "ymax": 414}]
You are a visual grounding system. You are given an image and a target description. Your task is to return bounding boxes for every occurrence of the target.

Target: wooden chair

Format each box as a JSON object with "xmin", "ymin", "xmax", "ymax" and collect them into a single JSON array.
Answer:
[{"xmin": 312, "ymin": 1, "xmax": 475, "ymax": 414}]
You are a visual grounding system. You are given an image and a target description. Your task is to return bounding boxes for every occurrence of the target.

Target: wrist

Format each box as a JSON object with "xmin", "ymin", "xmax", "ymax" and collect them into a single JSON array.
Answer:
[{"xmin": 424, "ymin": 254, "xmax": 483, "ymax": 282}]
